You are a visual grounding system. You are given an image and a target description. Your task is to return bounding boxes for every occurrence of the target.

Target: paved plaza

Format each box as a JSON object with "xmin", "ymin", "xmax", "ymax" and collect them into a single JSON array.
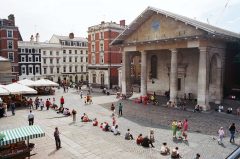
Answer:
[{"xmin": 0, "ymin": 88, "xmax": 239, "ymax": 159}]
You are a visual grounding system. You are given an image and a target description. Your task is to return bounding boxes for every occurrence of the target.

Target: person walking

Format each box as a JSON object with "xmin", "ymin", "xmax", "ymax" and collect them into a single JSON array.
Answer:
[
  {"xmin": 72, "ymin": 109, "xmax": 77, "ymax": 122},
  {"xmin": 10, "ymin": 100, "xmax": 15, "ymax": 116},
  {"xmin": 54, "ymin": 127, "xmax": 61, "ymax": 150},
  {"xmin": 39, "ymin": 99, "xmax": 44, "ymax": 111},
  {"xmin": 183, "ymin": 119, "xmax": 188, "ymax": 141},
  {"xmin": 80, "ymin": 91, "xmax": 83, "ymax": 99},
  {"xmin": 229, "ymin": 123, "xmax": 236, "ymax": 143},
  {"xmin": 45, "ymin": 99, "xmax": 50, "ymax": 110},
  {"xmin": 172, "ymin": 120, "xmax": 178, "ymax": 138},
  {"xmin": 34, "ymin": 97, "xmax": 39, "ymax": 110},
  {"xmin": 28, "ymin": 110, "xmax": 34, "ymax": 126},
  {"xmin": 28, "ymin": 98, "xmax": 33, "ymax": 110},
  {"xmin": 218, "ymin": 127, "xmax": 225, "ymax": 145},
  {"xmin": 60, "ymin": 96, "xmax": 64, "ymax": 107},
  {"xmin": 118, "ymin": 102, "xmax": 123, "ymax": 116}
]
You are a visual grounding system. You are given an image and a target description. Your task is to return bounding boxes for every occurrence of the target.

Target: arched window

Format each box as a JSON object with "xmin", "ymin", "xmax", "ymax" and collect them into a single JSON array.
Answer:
[
  {"xmin": 100, "ymin": 74, "xmax": 104, "ymax": 85},
  {"xmin": 92, "ymin": 74, "xmax": 96, "ymax": 83},
  {"xmin": 150, "ymin": 55, "xmax": 157, "ymax": 78}
]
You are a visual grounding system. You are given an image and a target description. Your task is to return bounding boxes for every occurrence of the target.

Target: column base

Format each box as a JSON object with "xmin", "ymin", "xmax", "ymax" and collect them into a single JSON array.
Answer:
[{"xmin": 198, "ymin": 103, "xmax": 211, "ymax": 111}]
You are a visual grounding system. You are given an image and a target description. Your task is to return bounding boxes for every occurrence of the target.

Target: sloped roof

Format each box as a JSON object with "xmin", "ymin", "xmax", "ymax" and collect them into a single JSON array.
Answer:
[
  {"xmin": 53, "ymin": 34, "xmax": 87, "ymax": 42},
  {"xmin": 111, "ymin": 6, "xmax": 240, "ymax": 45}
]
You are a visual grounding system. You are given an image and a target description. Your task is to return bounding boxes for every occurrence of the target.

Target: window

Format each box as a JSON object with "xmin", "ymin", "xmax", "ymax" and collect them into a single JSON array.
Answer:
[
  {"xmin": 21, "ymin": 67, "xmax": 26, "ymax": 74},
  {"xmin": 63, "ymin": 66, "xmax": 66, "ymax": 72},
  {"xmin": 50, "ymin": 51, "xmax": 52, "ymax": 55},
  {"xmin": 63, "ymin": 50, "xmax": 66, "ymax": 54},
  {"xmin": 69, "ymin": 57, "xmax": 72, "ymax": 62},
  {"xmin": 100, "ymin": 55, "xmax": 104, "ymax": 64},
  {"xmin": 29, "ymin": 49, "xmax": 31, "ymax": 53},
  {"xmin": 178, "ymin": 78, "xmax": 181, "ymax": 91},
  {"xmin": 8, "ymin": 52, "xmax": 14, "ymax": 62},
  {"xmin": 28, "ymin": 56, "xmax": 32, "ymax": 62},
  {"xmin": 81, "ymin": 66, "xmax": 83, "ymax": 72},
  {"xmin": 100, "ymin": 43, "xmax": 104, "ymax": 51},
  {"xmin": 75, "ymin": 66, "xmax": 77, "ymax": 72},
  {"xmin": 35, "ymin": 67, "xmax": 39, "ymax": 74},
  {"xmin": 57, "ymin": 67, "xmax": 60, "ymax": 73},
  {"xmin": 86, "ymin": 57, "xmax": 88, "ymax": 62},
  {"xmin": 61, "ymin": 41, "xmax": 65, "ymax": 45},
  {"xmin": 43, "ymin": 59, "xmax": 46, "ymax": 64},
  {"xmin": 7, "ymin": 40, "xmax": 13, "ymax": 49},
  {"xmin": 50, "ymin": 67, "xmax": 53, "ymax": 74},
  {"xmin": 150, "ymin": 55, "xmax": 157, "ymax": 78},
  {"xmin": 80, "ymin": 50, "xmax": 83, "ymax": 54},
  {"xmin": 91, "ymin": 44, "xmax": 95, "ymax": 52},
  {"xmin": 75, "ymin": 57, "xmax": 77, "ymax": 62},
  {"xmin": 12, "ymin": 66, "xmax": 14, "ymax": 72},
  {"xmin": 69, "ymin": 66, "xmax": 72, "ymax": 72},
  {"xmin": 69, "ymin": 50, "xmax": 72, "ymax": 54},
  {"xmin": 7, "ymin": 30, "xmax": 13, "ymax": 38},
  {"xmin": 35, "ymin": 56, "xmax": 39, "ymax": 62},
  {"xmin": 100, "ymin": 32, "xmax": 104, "ymax": 39},
  {"xmin": 21, "ymin": 49, "xmax": 24, "ymax": 53},
  {"xmin": 56, "ymin": 51, "xmax": 59, "ymax": 56},
  {"xmin": 86, "ymin": 51, "xmax": 88, "ymax": 54},
  {"xmin": 44, "ymin": 68, "xmax": 47, "ymax": 74},
  {"xmin": 25, "ymin": 48, "xmax": 28, "ymax": 53},
  {"xmin": 91, "ymin": 55, "xmax": 95, "ymax": 64},
  {"xmin": 32, "ymin": 49, "xmax": 35, "ymax": 53},
  {"xmin": 63, "ymin": 57, "xmax": 66, "ymax": 62},
  {"xmin": 43, "ymin": 51, "xmax": 46, "ymax": 55},
  {"xmin": 50, "ymin": 59, "xmax": 53, "ymax": 64},
  {"xmin": 21, "ymin": 56, "xmax": 25, "ymax": 62},
  {"xmin": 39, "ymin": 49, "xmax": 41, "ymax": 53},
  {"xmin": 91, "ymin": 34, "xmax": 95, "ymax": 40},
  {"xmin": 92, "ymin": 74, "xmax": 96, "ymax": 83},
  {"xmin": 75, "ymin": 50, "xmax": 77, "ymax": 54},
  {"xmin": 29, "ymin": 67, "xmax": 33, "ymax": 74},
  {"xmin": 81, "ymin": 57, "xmax": 83, "ymax": 62},
  {"xmin": 57, "ymin": 59, "xmax": 59, "ymax": 64}
]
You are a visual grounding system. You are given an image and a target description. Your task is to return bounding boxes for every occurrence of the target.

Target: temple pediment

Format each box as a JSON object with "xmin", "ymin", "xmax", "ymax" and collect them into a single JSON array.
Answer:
[{"xmin": 125, "ymin": 13, "xmax": 206, "ymax": 43}]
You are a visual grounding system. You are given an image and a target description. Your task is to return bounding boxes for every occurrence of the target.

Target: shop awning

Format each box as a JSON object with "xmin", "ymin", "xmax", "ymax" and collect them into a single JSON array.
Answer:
[{"xmin": 0, "ymin": 125, "xmax": 45, "ymax": 146}]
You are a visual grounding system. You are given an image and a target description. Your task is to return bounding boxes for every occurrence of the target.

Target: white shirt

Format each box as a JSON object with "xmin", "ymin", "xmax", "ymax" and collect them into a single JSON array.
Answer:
[{"xmin": 28, "ymin": 113, "xmax": 34, "ymax": 119}]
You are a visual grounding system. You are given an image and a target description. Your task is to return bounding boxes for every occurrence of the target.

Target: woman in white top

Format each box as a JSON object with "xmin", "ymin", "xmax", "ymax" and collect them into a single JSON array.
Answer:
[{"xmin": 218, "ymin": 127, "xmax": 225, "ymax": 144}]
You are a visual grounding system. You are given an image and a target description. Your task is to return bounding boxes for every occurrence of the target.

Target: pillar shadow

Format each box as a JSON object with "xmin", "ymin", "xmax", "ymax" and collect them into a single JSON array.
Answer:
[{"xmin": 48, "ymin": 149, "xmax": 58, "ymax": 156}]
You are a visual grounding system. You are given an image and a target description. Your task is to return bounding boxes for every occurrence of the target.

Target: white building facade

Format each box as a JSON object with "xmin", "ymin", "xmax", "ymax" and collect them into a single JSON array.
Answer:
[{"xmin": 49, "ymin": 33, "xmax": 88, "ymax": 83}]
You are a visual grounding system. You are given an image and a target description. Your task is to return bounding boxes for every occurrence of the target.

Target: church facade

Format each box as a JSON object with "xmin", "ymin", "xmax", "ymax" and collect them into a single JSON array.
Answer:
[{"xmin": 112, "ymin": 7, "xmax": 240, "ymax": 110}]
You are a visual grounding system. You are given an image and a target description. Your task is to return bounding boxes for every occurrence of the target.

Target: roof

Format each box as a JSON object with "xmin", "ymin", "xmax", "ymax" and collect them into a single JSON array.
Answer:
[
  {"xmin": 112, "ymin": 6, "xmax": 240, "ymax": 45},
  {"xmin": 53, "ymin": 34, "xmax": 87, "ymax": 42},
  {"xmin": 0, "ymin": 125, "xmax": 45, "ymax": 146},
  {"xmin": 0, "ymin": 56, "xmax": 9, "ymax": 61}
]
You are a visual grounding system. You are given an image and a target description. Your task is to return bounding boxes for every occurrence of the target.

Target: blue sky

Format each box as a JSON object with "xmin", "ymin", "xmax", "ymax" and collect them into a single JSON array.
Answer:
[{"xmin": 1, "ymin": 0, "xmax": 240, "ymax": 41}]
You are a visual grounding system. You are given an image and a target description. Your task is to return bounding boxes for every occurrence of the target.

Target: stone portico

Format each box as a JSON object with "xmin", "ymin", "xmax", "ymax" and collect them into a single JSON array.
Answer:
[{"xmin": 112, "ymin": 7, "xmax": 240, "ymax": 110}]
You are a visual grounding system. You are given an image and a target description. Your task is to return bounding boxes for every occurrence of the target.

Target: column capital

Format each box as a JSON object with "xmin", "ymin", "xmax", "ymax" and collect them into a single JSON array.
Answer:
[
  {"xmin": 198, "ymin": 47, "xmax": 209, "ymax": 52},
  {"xmin": 140, "ymin": 50, "xmax": 147, "ymax": 54},
  {"xmin": 170, "ymin": 48, "xmax": 178, "ymax": 53}
]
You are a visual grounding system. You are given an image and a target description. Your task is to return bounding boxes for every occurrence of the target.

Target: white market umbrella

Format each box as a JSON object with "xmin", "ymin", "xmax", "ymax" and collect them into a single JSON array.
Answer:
[
  {"xmin": 17, "ymin": 79, "xmax": 36, "ymax": 87},
  {"xmin": 0, "ymin": 85, "xmax": 10, "ymax": 95},
  {"xmin": 34, "ymin": 79, "xmax": 59, "ymax": 87},
  {"xmin": 5, "ymin": 83, "xmax": 37, "ymax": 94}
]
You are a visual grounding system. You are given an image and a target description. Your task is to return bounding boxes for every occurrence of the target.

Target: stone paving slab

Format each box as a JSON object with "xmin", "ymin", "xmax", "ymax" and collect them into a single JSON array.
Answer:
[{"xmin": 0, "ymin": 88, "xmax": 238, "ymax": 159}]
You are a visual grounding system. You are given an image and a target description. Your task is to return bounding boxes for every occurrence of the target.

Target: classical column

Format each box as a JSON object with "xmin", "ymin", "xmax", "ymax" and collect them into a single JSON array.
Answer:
[
  {"xmin": 170, "ymin": 49, "xmax": 178, "ymax": 102},
  {"xmin": 122, "ymin": 51, "xmax": 131, "ymax": 95},
  {"xmin": 141, "ymin": 51, "xmax": 147, "ymax": 96},
  {"xmin": 197, "ymin": 47, "xmax": 210, "ymax": 110}
]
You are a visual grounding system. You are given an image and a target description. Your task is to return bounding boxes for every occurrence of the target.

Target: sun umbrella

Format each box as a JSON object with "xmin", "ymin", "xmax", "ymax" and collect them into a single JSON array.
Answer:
[
  {"xmin": 17, "ymin": 79, "xmax": 36, "ymax": 87},
  {"xmin": 5, "ymin": 83, "xmax": 37, "ymax": 94},
  {"xmin": 34, "ymin": 79, "xmax": 59, "ymax": 87},
  {"xmin": 0, "ymin": 85, "xmax": 10, "ymax": 95}
]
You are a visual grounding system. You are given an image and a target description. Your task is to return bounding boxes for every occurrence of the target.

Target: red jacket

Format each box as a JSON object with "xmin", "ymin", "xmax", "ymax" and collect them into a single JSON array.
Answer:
[{"xmin": 60, "ymin": 97, "xmax": 64, "ymax": 104}]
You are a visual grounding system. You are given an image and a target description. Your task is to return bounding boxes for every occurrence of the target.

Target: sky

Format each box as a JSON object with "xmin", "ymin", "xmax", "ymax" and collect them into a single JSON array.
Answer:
[{"xmin": 1, "ymin": 0, "xmax": 240, "ymax": 41}]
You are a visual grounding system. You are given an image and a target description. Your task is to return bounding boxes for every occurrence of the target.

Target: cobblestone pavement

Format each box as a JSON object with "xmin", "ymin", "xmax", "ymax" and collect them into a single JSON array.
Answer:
[{"xmin": 0, "ymin": 88, "xmax": 239, "ymax": 159}]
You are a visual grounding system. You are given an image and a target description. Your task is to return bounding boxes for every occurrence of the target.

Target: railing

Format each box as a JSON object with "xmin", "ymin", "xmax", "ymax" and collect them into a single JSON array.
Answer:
[{"xmin": 225, "ymin": 147, "xmax": 240, "ymax": 159}]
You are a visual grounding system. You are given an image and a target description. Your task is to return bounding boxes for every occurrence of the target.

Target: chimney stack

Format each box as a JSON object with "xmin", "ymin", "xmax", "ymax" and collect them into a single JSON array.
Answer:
[
  {"xmin": 120, "ymin": 20, "xmax": 125, "ymax": 27},
  {"xmin": 69, "ymin": 32, "xmax": 74, "ymax": 39},
  {"xmin": 8, "ymin": 14, "xmax": 15, "ymax": 26},
  {"xmin": 30, "ymin": 35, "xmax": 34, "ymax": 42},
  {"xmin": 35, "ymin": 33, "xmax": 39, "ymax": 42}
]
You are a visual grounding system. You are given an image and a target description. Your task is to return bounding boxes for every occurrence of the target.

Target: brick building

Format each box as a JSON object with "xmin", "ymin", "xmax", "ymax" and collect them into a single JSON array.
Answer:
[
  {"xmin": 0, "ymin": 14, "xmax": 22, "ymax": 81},
  {"xmin": 88, "ymin": 20, "xmax": 126, "ymax": 88}
]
